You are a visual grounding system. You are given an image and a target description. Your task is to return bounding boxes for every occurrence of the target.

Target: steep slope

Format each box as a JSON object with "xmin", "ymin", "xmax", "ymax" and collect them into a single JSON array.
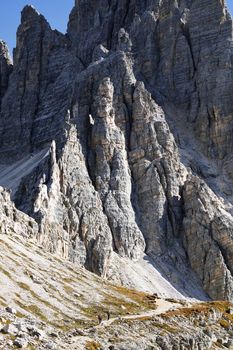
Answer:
[
  {"xmin": 0, "ymin": 0, "xmax": 233, "ymax": 302},
  {"xmin": 0, "ymin": 227, "xmax": 231, "ymax": 349}
]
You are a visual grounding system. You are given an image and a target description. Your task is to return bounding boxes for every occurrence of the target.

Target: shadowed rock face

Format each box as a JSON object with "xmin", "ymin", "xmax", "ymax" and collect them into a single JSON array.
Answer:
[
  {"xmin": 0, "ymin": 1, "xmax": 233, "ymax": 300},
  {"xmin": 69, "ymin": 0, "xmax": 233, "ymax": 159},
  {"xmin": 0, "ymin": 41, "xmax": 12, "ymax": 103}
]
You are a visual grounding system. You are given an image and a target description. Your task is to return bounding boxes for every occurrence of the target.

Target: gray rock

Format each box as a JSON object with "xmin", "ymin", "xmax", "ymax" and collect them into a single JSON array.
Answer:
[
  {"xmin": 49, "ymin": 332, "xmax": 59, "ymax": 338},
  {"xmin": 14, "ymin": 323, "xmax": 28, "ymax": 333},
  {"xmin": 5, "ymin": 306, "xmax": 17, "ymax": 314},
  {"xmin": 13, "ymin": 338, "xmax": 28, "ymax": 348},
  {"xmin": 45, "ymin": 341, "xmax": 56, "ymax": 349},
  {"xmin": 227, "ymin": 308, "xmax": 233, "ymax": 315},
  {"xmin": 224, "ymin": 340, "xmax": 233, "ymax": 348},
  {"xmin": 183, "ymin": 175, "xmax": 233, "ymax": 300},
  {"xmin": 26, "ymin": 325, "xmax": 45, "ymax": 340},
  {"xmin": 2, "ymin": 324, "xmax": 18, "ymax": 335},
  {"xmin": 30, "ymin": 274, "xmax": 43, "ymax": 284},
  {"xmin": 6, "ymin": 340, "xmax": 13, "ymax": 346}
]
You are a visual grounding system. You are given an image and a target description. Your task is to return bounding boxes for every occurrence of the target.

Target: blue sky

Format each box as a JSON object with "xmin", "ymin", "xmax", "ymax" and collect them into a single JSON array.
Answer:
[
  {"xmin": 229, "ymin": 0, "xmax": 233, "ymax": 16},
  {"xmin": 0, "ymin": 0, "xmax": 233, "ymax": 55},
  {"xmin": 0, "ymin": 0, "xmax": 74, "ymax": 54}
]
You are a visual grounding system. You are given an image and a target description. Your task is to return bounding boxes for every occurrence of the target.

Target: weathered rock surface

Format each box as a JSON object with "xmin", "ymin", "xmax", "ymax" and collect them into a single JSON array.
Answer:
[
  {"xmin": 0, "ymin": 5, "xmax": 82, "ymax": 160},
  {"xmin": 0, "ymin": 187, "xmax": 38, "ymax": 239},
  {"xmin": 0, "ymin": 0, "xmax": 233, "ymax": 303},
  {"xmin": 183, "ymin": 175, "xmax": 233, "ymax": 300},
  {"xmin": 0, "ymin": 41, "xmax": 12, "ymax": 104}
]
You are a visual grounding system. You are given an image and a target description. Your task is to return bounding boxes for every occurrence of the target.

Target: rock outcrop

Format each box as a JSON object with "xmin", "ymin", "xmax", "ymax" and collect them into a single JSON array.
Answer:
[
  {"xmin": 0, "ymin": 187, "xmax": 37, "ymax": 239},
  {"xmin": 0, "ymin": 0, "xmax": 233, "ymax": 301},
  {"xmin": 183, "ymin": 176, "xmax": 233, "ymax": 301},
  {"xmin": 0, "ymin": 41, "xmax": 12, "ymax": 103},
  {"xmin": 0, "ymin": 5, "xmax": 82, "ymax": 160}
]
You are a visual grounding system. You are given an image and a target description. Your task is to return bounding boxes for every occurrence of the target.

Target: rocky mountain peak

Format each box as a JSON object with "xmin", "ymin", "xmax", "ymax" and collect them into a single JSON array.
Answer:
[
  {"xmin": 1, "ymin": 0, "xmax": 233, "ymax": 307},
  {"xmin": 21, "ymin": 5, "xmax": 42, "ymax": 21}
]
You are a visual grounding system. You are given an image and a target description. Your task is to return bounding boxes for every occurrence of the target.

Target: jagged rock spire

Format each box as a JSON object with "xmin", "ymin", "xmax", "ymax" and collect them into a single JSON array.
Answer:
[{"xmin": 0, "ymin": 40, "xmax": 12, "ymax": 103}]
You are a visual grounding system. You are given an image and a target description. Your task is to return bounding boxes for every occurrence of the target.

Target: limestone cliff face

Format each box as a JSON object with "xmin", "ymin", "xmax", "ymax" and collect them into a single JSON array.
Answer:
[
  {"xmin": 1, "ymin": 1, "xmax": 233, "ymax": 300},
  {"xmin": 68, "ymin": 0, "xmax": 233, "ymax": 159}
]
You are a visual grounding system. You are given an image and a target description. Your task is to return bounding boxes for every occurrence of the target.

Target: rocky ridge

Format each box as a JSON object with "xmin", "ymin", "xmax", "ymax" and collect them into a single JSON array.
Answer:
[{"xmin": 0, "ymin": 0, "xmax": 233, "ymax": 305}]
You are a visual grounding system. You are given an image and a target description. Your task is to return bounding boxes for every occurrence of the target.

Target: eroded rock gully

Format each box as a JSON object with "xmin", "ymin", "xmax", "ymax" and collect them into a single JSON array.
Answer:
[{"xmin": 0, "ymin": 0, "xmax": 233, "ymax": 301}]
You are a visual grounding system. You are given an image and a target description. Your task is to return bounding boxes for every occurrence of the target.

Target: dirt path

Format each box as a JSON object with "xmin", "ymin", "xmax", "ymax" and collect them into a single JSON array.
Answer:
[
  {"xmin": 59, "ymin": 299, "xmax": 186, "ymax": 349},
  {"xmin": 98, "ymin": 299, "xmax": 181, "ymax": 327}
]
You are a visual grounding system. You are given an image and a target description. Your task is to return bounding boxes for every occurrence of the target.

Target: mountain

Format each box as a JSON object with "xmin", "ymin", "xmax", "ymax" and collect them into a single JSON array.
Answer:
[{"xmin": 1, "ymin": 0, "xmax": 233, "ymax": 332}]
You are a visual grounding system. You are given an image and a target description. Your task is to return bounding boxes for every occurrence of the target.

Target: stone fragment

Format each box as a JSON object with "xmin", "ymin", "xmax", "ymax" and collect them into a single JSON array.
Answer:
[
  {"xmin": 5, "ymin": 306, "xmax": 17, "ymax": 314},
  {"xmin": 14, "ymin": 323, "xmax": 28, "ymax": 333},
  {"xmin": 2, "ymin": 324, "xmax": 18, "ymax": 335},
  {"xmin": 45, "ymin": 341, "xmax": 56, "ymax": 349},
  {"xmin": 13, "ymin": 338, "xmax": 28, "ymax": 348}
]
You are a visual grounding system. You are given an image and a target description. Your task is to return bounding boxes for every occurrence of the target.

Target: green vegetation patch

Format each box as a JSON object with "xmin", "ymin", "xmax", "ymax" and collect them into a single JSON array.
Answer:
[
  {"xmin": 219, "ymin": 318, "xmax": 230, "ymax": 330},
  {"xmin": 0, "ymin": 265, "xmax": 12, "ymax": 279},
  {"xmin": 85, "ymin": 341, "xmax": 102, "ymax": 350},
  {"xmin": 112, "ymin": 285, "xmax": 157, "ymax": 308},
  {"xmin": 15, "ymin": 299, "xmax": 48, "ymax": 322},
  {"xmin": 153, "ymin": 322, "xmax": 179, "ymax": 334}
]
